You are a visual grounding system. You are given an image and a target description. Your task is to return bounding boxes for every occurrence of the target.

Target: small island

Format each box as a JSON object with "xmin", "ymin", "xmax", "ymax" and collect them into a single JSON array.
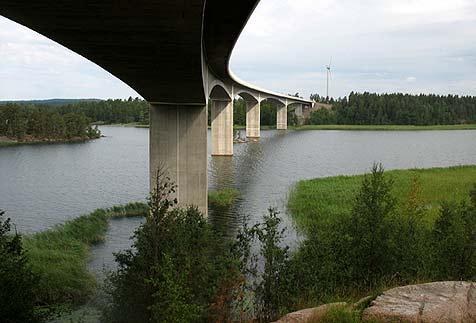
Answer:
[{"xmin": 0, "ymin": 104, "xmax": 101, "ymax": 147}]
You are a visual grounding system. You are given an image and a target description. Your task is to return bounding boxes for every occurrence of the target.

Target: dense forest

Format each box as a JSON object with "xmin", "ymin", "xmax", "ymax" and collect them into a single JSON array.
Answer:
[
  {"xmin": 0, "ymin": 104, "xmax": 100, "ymax": 142},
  {"xmin": 3, "ymin": 92, "xmax": 475, "ymax": 136},
  {"xmin": 309, "ymin": 92, "xmax": 476, "ymax": 125},
  {"xmin": 51, "ymin": 97, "xmax": 295, "ymax": 127},
  {"xmin": 46, "ymin": 97, "xmax": 149, "ymax": 125}
]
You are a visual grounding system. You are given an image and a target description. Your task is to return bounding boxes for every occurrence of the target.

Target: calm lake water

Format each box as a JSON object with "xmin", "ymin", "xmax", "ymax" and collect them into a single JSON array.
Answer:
[{"xmin": 1, "ymin": 126, "xmax": 476, "ymax": 271}]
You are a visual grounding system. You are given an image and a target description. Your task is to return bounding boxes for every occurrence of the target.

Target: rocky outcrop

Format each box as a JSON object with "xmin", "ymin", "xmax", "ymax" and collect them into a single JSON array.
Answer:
[
  {"xmin": 363, "ymin": 281, "xmax": 476, "ymax": 322},
  {"xmin": 272, "ymin": 302, "xmax": 347, "ymax": 323}
]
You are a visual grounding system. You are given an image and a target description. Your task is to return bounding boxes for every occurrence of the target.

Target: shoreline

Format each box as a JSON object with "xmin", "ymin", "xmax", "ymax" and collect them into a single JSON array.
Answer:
[
  {"xmin": 288, "ymin": 165, "xmax": 476, "ymax": 232},
  {"xmin": 102, "ymin": 123, "xmax": 476, "ymax": 131},
  {"xmin": 293, "ymin": 124, "xmax": 476, "ymax": 131},
  {"xmin": 0, "ymin": 136, "xmax": 101, "ymax": 147}
]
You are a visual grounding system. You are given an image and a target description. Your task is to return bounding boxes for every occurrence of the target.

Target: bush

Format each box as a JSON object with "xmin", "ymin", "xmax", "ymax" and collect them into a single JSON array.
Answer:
[
  {"xmin": 0, "ymin": 210, "xmax": 46, "ymax": 322},
  {"xmin": 252, "ymin": 209, "xmax": 292, "ymax": 321},
  {"xmin": 102, "ymin": 171, "xmax": 242, "ymax": 322},
  {"xmin": 287, "ymin": 165, "xmax": 476, "ymax": 309},
  {"xmin": 345, "ymin": 164, "xmax": 397, "ymax": 285},
  {"xmin": 309, "ymin": 108, "xmax": 337, "ymax": 125},
  {"xmin": 432, "ymin": 194, "xmax": 476, "ymax": 280}
]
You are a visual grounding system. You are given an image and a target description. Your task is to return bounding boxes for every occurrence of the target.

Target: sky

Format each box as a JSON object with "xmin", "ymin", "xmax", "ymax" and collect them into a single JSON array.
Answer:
[{"xmin": 0, "ymin": 0, "xmax": 475, "ymax": 101}]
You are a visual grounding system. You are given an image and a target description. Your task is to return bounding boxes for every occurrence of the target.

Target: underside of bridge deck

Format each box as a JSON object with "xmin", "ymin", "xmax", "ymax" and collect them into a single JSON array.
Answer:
[{"xmin": 0, "ymin": 0, "xmax": 310, "ymax": 215}]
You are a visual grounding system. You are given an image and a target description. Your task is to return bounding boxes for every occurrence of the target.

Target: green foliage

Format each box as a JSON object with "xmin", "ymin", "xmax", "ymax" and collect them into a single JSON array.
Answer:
[
  {"xmin": 0, "ymin": 104, "xmax": 101, "ymax": 141},
  {"xmin": 288, "ymin": 165, "xmax": 476, "ymax": 230},
  {"xmin": 103, "ymin": 172, "xmax": 241, "ymax": 322},
  {"xmin": 25, "ymin": 210, "xmax": 109, "ymax": 307},
  {"xmin": 309, "ymin": 108, "xmax": 337, "ymax": 125},
  {"xmin": 232, "ymin": 98, "xmax": 282, "ymax": 127},
  {"xmin": 47, "ymin": 97, "xmax": 149, "ymax": 125},
  {"xmin": 0, "ymin": 210, "xmax": 45, "ymax": 322},
  {"xmin": 394, "ymin": 177, "xmax": 430, "ymax": 280},
  {"xmin": 233, "ymin": 99, "xmax": 247, "ymax": 126},
  {"xmin": 260, "ymin": 101, "xmax": 277, "ymax": 126},
  {"xmin": 286, "ymin": 164, "xmax": 476, "ymax": 308},
  {"xmin": 24, "ymin": 203, "xmax": 148, "ymax": 310},
  {"xmin": 208, "ymin": 188, "xmax": 240, "ymax": 209},
  {"xmin": 432, "ymin": 199, "xmax": 476, "ymax": 280},
  {"xmin": 297, "ymin": 124, "xmax": 476, "ymax": 130},
  {"xmin": 307, "ymin": 92, "xmax": 476, "ymax": 126},
  {"xmin": 316, "ymin": 306, "xmax": 361, "ymax": 323},
  {"xmin": 252, "ymin": 209, "xmax": 291, "ymax": 321},
  {"xmin": 345, "ymin": 164, "xmax": 396, "ymax": 285}
]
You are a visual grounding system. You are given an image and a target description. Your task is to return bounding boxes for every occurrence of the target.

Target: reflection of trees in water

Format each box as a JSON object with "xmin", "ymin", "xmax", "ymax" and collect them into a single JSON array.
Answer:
[
  {"xmin": 209, "ymin": 156, "xmax": 234, "ymax": 190},
  {"xmin": 208, "ymin": 131, "xmax": 290, "ymax": 238}
]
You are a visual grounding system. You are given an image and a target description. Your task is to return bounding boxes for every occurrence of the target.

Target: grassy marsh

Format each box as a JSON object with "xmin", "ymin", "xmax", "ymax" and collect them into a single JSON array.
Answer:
[
  {"xmin": 288, "ymin": 165, "xmax": 476, "ymax": 231},
  {"xmin": 24, "ymin": 202, "xmax": 148, "ymax": 308},
  {"xmin": 208, "ymin": 188, "xmax": 240, "ymax": 208}
]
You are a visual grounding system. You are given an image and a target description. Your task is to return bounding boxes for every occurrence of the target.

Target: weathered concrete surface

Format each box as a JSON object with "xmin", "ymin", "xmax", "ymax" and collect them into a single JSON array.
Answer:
[
  {"xmin": 363, "ymin": 281, "xmax": 476, "ymax": 322},
  {"xmin": 277, "ymin": 104, "xmax": 288, "ymax": 130},
  {"xmin": 246, "ymin": 101, "xmax": 260, "ymax": 138},
  {"xmin": 272, "ymin": 303, "xmax": 347, "ymax": 323},
  {"xmin": 149, "ymin": 104, "xmax": 208, "ymax": 215},
  {"xmin": 211, "ymin": 100, "xmax": 233, "ymax": 156}
]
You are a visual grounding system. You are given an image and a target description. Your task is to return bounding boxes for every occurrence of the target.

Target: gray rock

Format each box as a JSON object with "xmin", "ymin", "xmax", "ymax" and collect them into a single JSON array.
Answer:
[
  {"xmin": 272, "ymin": 302, "xmax": 347, "ymax": 323},
  {"xmin": 363, "ymin": 281, "xmax": 476, "ymax": 322}
]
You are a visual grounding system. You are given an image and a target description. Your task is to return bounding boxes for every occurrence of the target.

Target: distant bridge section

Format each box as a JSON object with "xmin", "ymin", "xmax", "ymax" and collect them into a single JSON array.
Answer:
[{"xmin": 0, "ymin": 0, "xmax": 312, "ymax": 214}]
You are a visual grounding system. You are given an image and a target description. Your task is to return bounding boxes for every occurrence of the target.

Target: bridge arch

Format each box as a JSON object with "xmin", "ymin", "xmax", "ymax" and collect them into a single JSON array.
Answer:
[
  {"xmin": 209, "ymin": 83, "xmax": 233, "ymax": 157},
  {"xmin": 209, "ymin": 84, "xmax": 232, "ymax": 101},
  {"xmin": 235, "ymin": 91, "xmax": 259, "ymax": 104},
  {"xmin": 261, "ymin": 97, "xmax": 286, "ymax": 106}
]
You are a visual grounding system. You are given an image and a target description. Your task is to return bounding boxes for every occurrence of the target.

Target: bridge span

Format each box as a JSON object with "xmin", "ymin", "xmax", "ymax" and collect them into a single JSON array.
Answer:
[{"xmin": 0, "ymin": 0, "xmax": 312, "ymax": 214}]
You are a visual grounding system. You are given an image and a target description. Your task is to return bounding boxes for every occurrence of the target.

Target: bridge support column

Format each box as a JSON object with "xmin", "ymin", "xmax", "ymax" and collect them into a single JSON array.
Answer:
[
  {"xmin": 295, "ymin": 104, "xmax": 305, "ymax": 125},
  {"xmin": 246, "ymin": 101, "xmax": 260, "ymax": 138},
  {"xmin": 211, "ymin": 100, "xmax": 233, "ymax": 156},
  {"xmin": 149, "ymin": 104, "xmax": 208, "ymax": 215},
  {"xmin": 277, "ymin": 104, "xmax": 287, "ymax": 130}
]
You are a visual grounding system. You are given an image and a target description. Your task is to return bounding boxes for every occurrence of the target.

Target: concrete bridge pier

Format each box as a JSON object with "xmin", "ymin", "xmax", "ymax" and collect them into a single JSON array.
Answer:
[
  {"xmin": 211, "ymin": 99, "xmax": 234, "ymax": 156},
  {"xmin": 149, "ymin": 104, "xmax": 208, "ymax": 215},
  {"xmin": 277, "ymin": 104, "xmax": 288, "ymax": 130},
  {"xmin": 246, "ymin": 100, "xmax": 261, "ymax": 138},
  {"xmin": 294, "ymin": 104, "xmax": 305, "ymax": 125}
]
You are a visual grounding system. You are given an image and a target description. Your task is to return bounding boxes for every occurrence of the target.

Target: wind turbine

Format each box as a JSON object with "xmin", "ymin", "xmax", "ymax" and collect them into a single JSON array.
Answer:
[{"xmin": 326, "ymin": 57, "xmax": 332, "ymax": 100}]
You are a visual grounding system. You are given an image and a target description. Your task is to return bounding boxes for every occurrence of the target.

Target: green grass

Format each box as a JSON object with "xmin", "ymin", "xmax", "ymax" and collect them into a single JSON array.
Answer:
[
  {"xmin": 24, "ymin": 202, "xmax": 148, "ymax": 308},
  {"xmin": 288, "ymin": 165, "xmax": 476, "ymax": 232},
  {"xmin": 311, "ymin": 306, "xmax": 361, "ymax": 323},
  {"xmin": 106, "ymin": 122, "xmax": 149, "ymax": 128},
  {"xmin": 208, "ymin": 188, "xmax": 240, "ymax": 208},
  {"xmin": 0, "ymin": 137, "xmax": 95, "ymax": 148},
  {"xmin": 0, "ymin": 141, "xmax": 18, "ymax": 147},
  {"xmin": 294, "ymin": 124, "xmax": 476, "ymax": 131}
]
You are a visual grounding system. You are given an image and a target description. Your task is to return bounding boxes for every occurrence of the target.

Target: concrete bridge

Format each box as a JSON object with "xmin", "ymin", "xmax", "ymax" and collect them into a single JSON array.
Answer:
[{"xmin": 0, "ymin": 0, "xmax": 312, "ymax": 214}]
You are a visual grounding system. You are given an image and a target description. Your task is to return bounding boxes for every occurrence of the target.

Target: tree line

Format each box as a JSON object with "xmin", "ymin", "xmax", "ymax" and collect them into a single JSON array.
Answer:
[
  {"xmin": 0, "ymin": 104, "xmax": 100, "ymax": 141},
  {"xmin": 45, "ymin": 97, "xmax": 149, "ymax": 125},
  {"xmin": 50, "ymin": 97, "xmax": 294, "ymax": 126},
  {"xmin": 309, "ymin": 92, "xmax": 476, "ymax": 125}
]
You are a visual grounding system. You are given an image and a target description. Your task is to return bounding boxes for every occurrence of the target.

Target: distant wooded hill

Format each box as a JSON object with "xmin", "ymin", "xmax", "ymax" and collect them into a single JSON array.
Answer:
[{"xmin": 0, "ymin": 99, "xmax": 102, "ymax": 106}]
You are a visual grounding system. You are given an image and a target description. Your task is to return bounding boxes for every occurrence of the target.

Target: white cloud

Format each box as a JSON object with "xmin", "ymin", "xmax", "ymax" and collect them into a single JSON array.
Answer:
[
  {"xmin": 231, "ymin": 0, "xmax": 476, "ymax": 98},
  {"xmin": 0, "ymin": 16, "xmax": 139, "ymax": 100},
  {"xmin": 1, "ymin": 0, "xmax": 476, "ymax": 100}
]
